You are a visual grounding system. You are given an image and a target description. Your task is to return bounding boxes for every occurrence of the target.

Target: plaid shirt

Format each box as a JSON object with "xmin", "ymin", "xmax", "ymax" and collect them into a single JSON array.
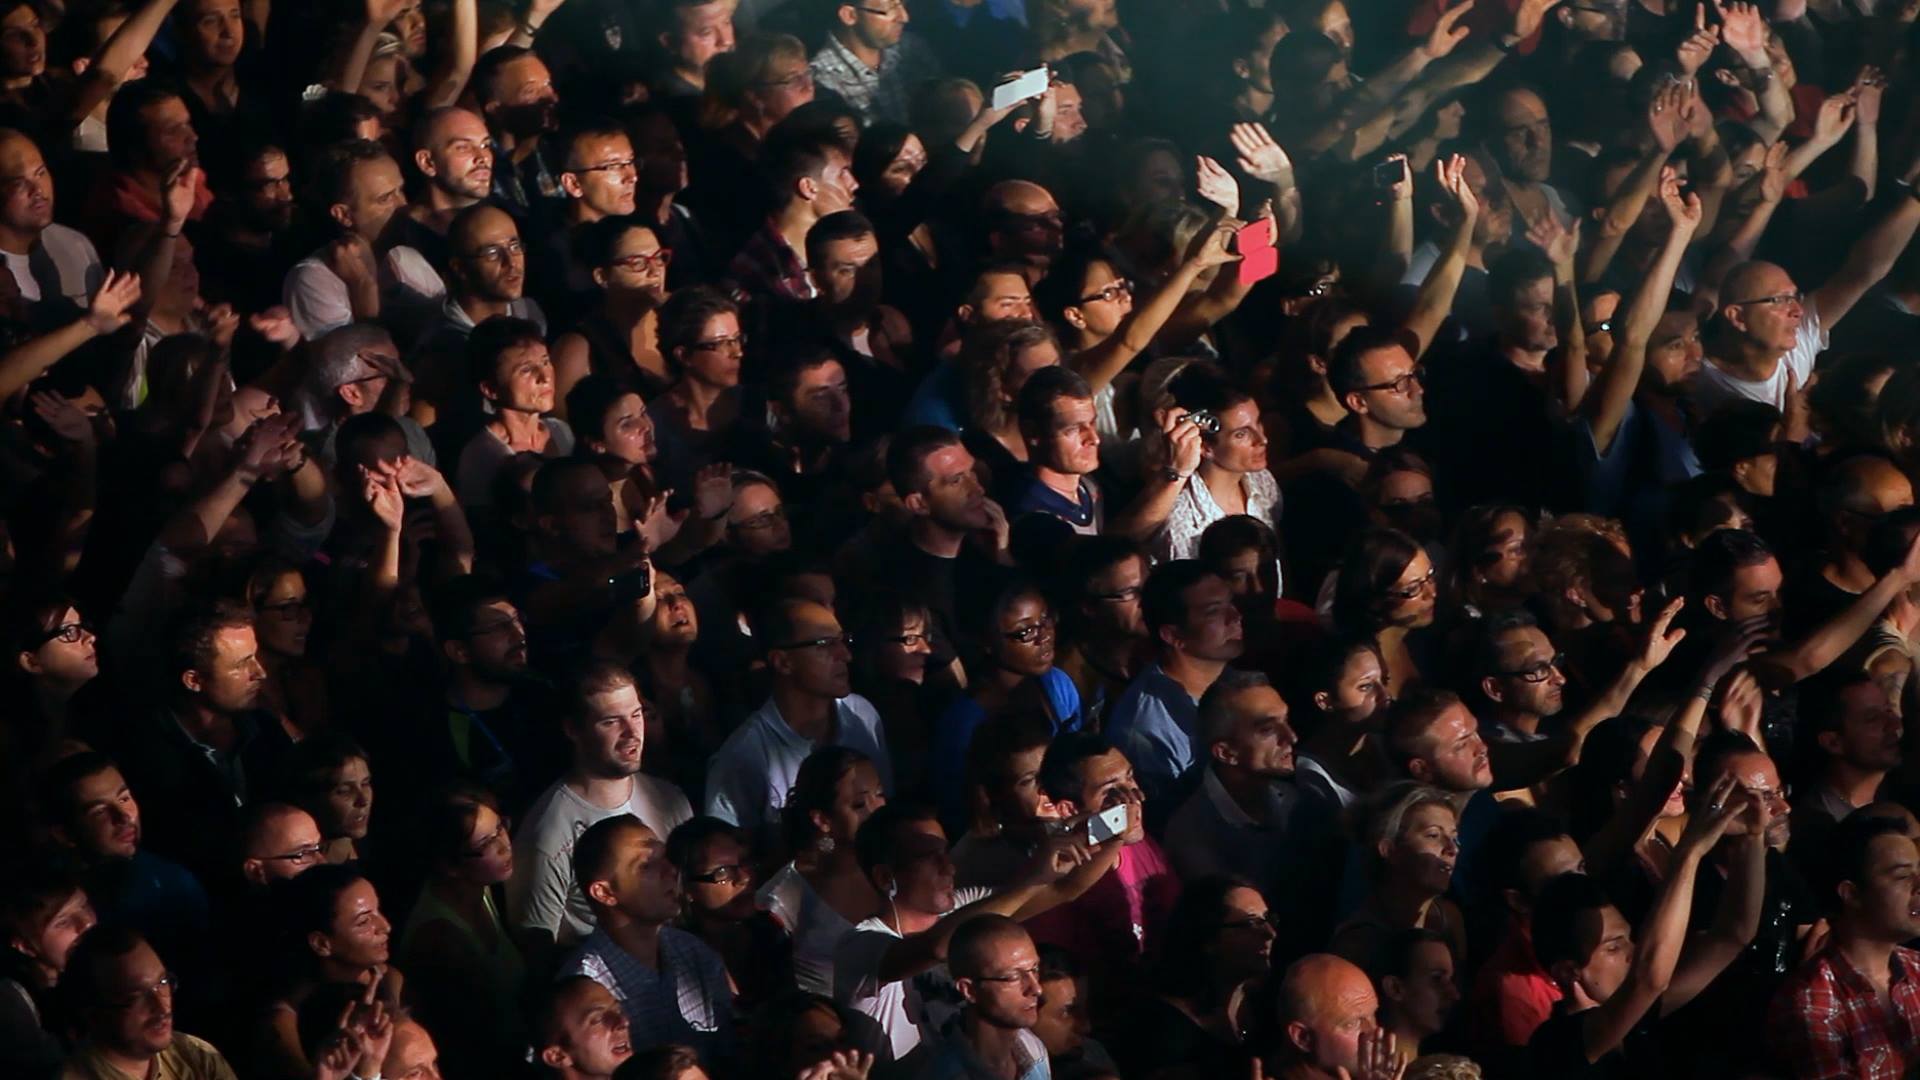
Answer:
[
  {"xmin": 564, "ymin": 927, "xmax": 733, "ymax": 1064},
  {"xmin": 807, "ymin": 32, "xmax": 939, "ymax": 125},
  {"xmin": 728, "ymin": 220, "xmax": 817, "ymax": 302},
  {"xmin": 1769, "ymin": 942, "xmax": 1920, "ymax": 1079}
]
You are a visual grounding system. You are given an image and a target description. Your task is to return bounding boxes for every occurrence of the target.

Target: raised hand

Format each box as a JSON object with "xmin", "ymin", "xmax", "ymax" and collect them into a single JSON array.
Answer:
[
  {"xmin": 1680, "ymin": 772, "xmax": 1745, "ymax": 853},
  {"xmin": 977, "ymin": 496, "xmax": 1011, "ymax": 554},
  {"xmin": 1421, "ymin": 0, "xmax": 1475, "ymax": 58},
  {"xmin": 1658, "ymin": 166, "xmax": 1704, "ymax": 233},
  {"xmin": 1676, "ymin": 5, "xmax": 1720, "ymax": 75},
  {"xmin": 691, "ymin": 462, "xmax": 734, "ymax": 522},
  {"xmin": 1229, "ymin": 122, "xmax": 1294, "ymax": 185},
  {"xmin": 1813, "ymin": 92, "xmax": 1857, "ymax": 144},
  {"xmin": 250, "ymin": 305, "xmax": 300, "ymax": 349},
  {"xmin": 1527, "ymin": 214, "xmax": 1579, "ymax": 278},
  {"xmin": 203, "ymin": 302, "xmax": 241, "ymax": 350},
  {"xmin": 1714, "ymin": 0, "xmax": 1770, "ymax": 65},
  {"xmin": 30, "ymin": 391, "xmax": 96, "ymax": 445},
  {"xmin": 1700, "ymin": 614, "xmax": 1772, "ymax": 689},
  {"xmin": 1195, "ymin": 155, "xmax": 1241, "ymax": 214},
  {"xmin": 351, "ymin": 991, "xmax": 394, "ymax": 1076},
  {"xmin": 361, "ymin": 465, "xmax": 404, "ymax": 532},
  {"xmin": 1853, "ymin": 67, "xmax": 1885, "ymax": 125},
  {"xmin": 1022, "ymin": 829, "xmax": 1095, "ymax": 886},
  {"xmin": 1188, "ymin": 219, "xmax": 1242, "ymax": 270},
  {"xmin": 1716, "ymin": 668, "xmax": 1765, "ymax": 741},
  {"xmin": 1380, "ymin": 153, "xmax": 1413, "ymax": 203},
  {"xmin": 235, "ymin": 412, "xmax": 304, "ymax": 480},
  {"xmin": 1648, "ymin": 82, "xmax": 1689, "ymax": 153},
  {"xmin": 1159, "ymin": 408, "xmax": 1205, "ymax": 480},
  {"xmin": 1758, "ymin": 140, "xmax": 1790, "ymax": 204},
  {"xmin": 1510, "ymin": 0, "xmax": 1565, "ymax": 42},
  {"xmin": 1336, "ymin": 1027, "xmax": 1405, "ymax": 1080},
  {"xmin": 364, "ymin": 0, "xmax": 408, "ymax": 25},
  {"xmin": 388, "ymin": 455, "xmax": 447, "ymax": 499},
  {"xmin": 1640, "ymin": 598, "xmax": 1687, "ymax": 670},
  {"xmin": 1435, "ymin": 153, "xmax": 1478, "ymax": 220},
  {"xmin": 160, "ymin": 159, "xmax": 197, "ymax": 233},
  {"xmin": 86, "ymin": 269, "xmax": 141, "ymax": 333}
]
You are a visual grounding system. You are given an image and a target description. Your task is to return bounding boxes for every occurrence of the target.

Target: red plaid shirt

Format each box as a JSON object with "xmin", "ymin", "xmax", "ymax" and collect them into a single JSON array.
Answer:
[{"xmin": 1769, "ymin": 942, "xmax": 1920, "ymax": 1080}]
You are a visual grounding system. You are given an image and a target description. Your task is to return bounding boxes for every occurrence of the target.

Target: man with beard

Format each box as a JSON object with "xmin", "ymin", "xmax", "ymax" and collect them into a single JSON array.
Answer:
[
  {"xmin": 808, "ymin": 0, "xmax": 939, "ymax": 126},
  {"xmin": 1770, "ymin": 813, "xmax": 1920, "ymax": 1078},
  {"xmin": 926, "ymin": 917, "xmax": 1052, "ymax": 1079},
  {"xmin": 417, "ymin": 205, "xmax": 548, "ymax": 429},
  {"xmin": 561, "ymin": 814, "xmax": 731, "ymax": 1066},
  {"xmin": 62, "ymin": 927, "xmax": 238, "ymax": 1080},
  {"xmin": 1581, "ymin": 173, "xmax": 1703, "ymax": 556},
  {"xmin": 511, "ymin": 662, "xmax": 693, "ymax": 956},
  {"xmin": 402, "ymin": 106, "xmax": 494, "ymax": 268},
  {"xmin": 283, "ymin": 139, "xmax": 446, "ymax": 344},
  {"xmin": 1794, "ymin": 673, "xmax": 1904, "ymax": 831},
  {"xmin": 724, "ymin": 348, "xmax": 853, "ymax": 520},
  {"xmin": 704, "ymin": 599, "xmax": 891, "ymax": 835},
  {"xmin": 472, "ymin": 45, "xmax": 563, "ymax": 219},
  {"xmin": 1106, "ymin": 560, "xmax": 1243, "ymax": 815},
  {"xmin": 198, "ymin": 139, "xmax": 296, "ymax": 312},
  {"xmin": 0, "ymin": 128, "xmax": 104, "ymax": 309}
]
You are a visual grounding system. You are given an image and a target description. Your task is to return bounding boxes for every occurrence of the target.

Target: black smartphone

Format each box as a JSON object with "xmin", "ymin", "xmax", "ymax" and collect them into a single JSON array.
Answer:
[{"xmin": 1371, "ymin": 158, "xmax": 1407, "ymax": 190}]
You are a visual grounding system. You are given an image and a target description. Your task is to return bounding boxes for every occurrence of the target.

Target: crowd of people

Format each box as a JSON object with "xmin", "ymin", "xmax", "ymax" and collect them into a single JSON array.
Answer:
[{"xmin": 5, "ymin": 0, "xmax": 1920, "ymax": 1077}]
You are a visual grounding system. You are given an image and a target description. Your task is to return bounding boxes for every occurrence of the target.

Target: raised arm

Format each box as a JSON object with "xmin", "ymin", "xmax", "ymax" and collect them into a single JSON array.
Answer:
[
  {"xmin": 1664, "ymin": 798, "xmax": 1767, "ymax": 1010},
  {"xmin": 331, "ymin": 0, "xmax": 410, "ymax": 97},
  {"xmin": 1229, "ymin": 123, "xmax": 1304, "ymax": 244},
  {"xmin": 1807, "ymin": 158, "xmax": 1920, "ymax": 330},
  {"xmin": 420, "ymin": 0, "xmax": 478, "ymax": 108},
  {"xmin": 1716, "ymin": 1, "xmax": 1793, "ymax": 143},
  {"xmin": 1074, "ymin": 220, "xmax": 1235, "ymax": 393},
  {"xmin": 1584, "ymin": 175, "xmax": 1699, "ymax": 455},
  {"xmin": 1403, "ymin": 154, "xmax": 1476, "ymax": 358},
  {"xmin": 1757, "ymin": 531, "xmax": 1920, "ymax": 685},
  {"xmin": 1579, "ymin": 785, "xmax": 1740, "ymax": 1062},
  {"xmin": 1581, "ymin": 83, "xmax": 1689, "ymax": 285},
  {"xmin": 0, "ymin": 271, "xmax": 139, "ymax": 399},
  {"xmin": 69, "ymin": 0, "xmax": 182, "ymax": 126}
]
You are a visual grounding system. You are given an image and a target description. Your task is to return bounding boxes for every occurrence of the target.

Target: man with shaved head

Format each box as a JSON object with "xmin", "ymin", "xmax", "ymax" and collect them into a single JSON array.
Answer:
[
  {"xmin": 0, "ymin": 127, "xmax": 104, "ymax": 306},
  {"xmin": 984, "ymin": 180, "xmax": 1065, "ymax": 281},
  {"xmin": 404, "ymin": 106, "xmax": 495, "ymax": 265},
  {"xmin": 927, "ymin": 915, "xmax": 1050, "ymax": 1079},
  {"xmin": 1272, "ymin": 953, "xmax": 1394, "ymax": 1078},
  {"xmin": 236, "ymin": 802, "xmax": 324, "ymax": 887},
  {"xmin": 1697, "ymin": 186, "xmax": 1920, "ymax": 415},
  {"xmin": 415, "ymin": 204, "xmax": 548, "ymax": 416},
  {"xmin": 704, "ymin": 599, "xmax": 892, "ymax": 834}
]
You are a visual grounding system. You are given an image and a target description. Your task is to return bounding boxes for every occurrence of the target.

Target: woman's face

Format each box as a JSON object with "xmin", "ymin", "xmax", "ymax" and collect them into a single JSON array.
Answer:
[
  {"xmin": 1204, "ymin": 400, "xmax": 1269, "ymax": 474},
  {"xmin": 459, "ymin": 804, "xmax": 514, "ymax": 885},
  {"xmin": 993, "ymin": 593, "xmax": 1057, "ymax": 678},
  {"xmin": 596, "ymin": 392, "xmax": 656, "ymax": 466},
  {"xmin": 20, "ymin": 889, "xmax": 95, "ymax": 974},
  {"xmin": 254, "ymin": 571, "xmax": 313, "ymax": 658},
  {"xmin": 1631, "ymin": 723, "xmax": 1690, "ymax": 819},
  {"xmin": 877, "ymin": 134, "xmax": 928, "ymax": 198},
  {"xmin": 681, "ymin": 312, "xmax": 743, "ymax": 389},
  {"xmin": 390, "ymin": 0, "xmax": 428, "ymax": 59},
  {"xmin": 1211, "ymin": 886, "xmax": 1276, "ymax": 982},
  {"xmin": 1003, "ymin": 341, "xmax": 1062, "ymax": 405},
  {"xmin": 362, "ymin": 55, "xmax": 404, "ymax": 119},
  {"xmin": 1320, "ymin": 647, "xmax": 1390, "ymax": 728},
  {"xmin": 822, "ymin": 760, "xmax": 887, "ymax": 844},
  {"xmin": 1133, "ymin": 149, "xmax": 1184, "ymax": 205},
  {"xmin": 869, "ymin": 612, "xmax": 933, "ymax": 684},
  {"xmin": 1390, "ymin": 802, "xmax": 1460, "ymax": 895},
  {"xmin": 686, "ymin": 833, "xmax": 757, "ymax": 921},
  {"xmin": 322, "ymin": 879, "xmax": 391, "ymax": 968},
  {"xmin": 1383, "ymin": 548, "xmax": 1438, "ymax": 627},
  {"xmin": 0, "ymin": 4, "xmax": 46, "ymax": 81},
  {"xmin": 21, "ymin": 605, "xmax": 98, "ymax": 684},
  {"xmin": 601, "ymin": 226, "xmax": 669, "ymax": 303}
]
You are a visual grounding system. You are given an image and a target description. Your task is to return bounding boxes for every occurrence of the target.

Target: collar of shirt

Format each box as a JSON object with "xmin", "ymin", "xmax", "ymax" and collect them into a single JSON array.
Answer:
[
  {"xmin": 819, "ymin": 31, "xmax": 892, "ymax": 77},
  {"xmin": 752, "ymin": 695, "xmax": 843, "ymax": 749},
  {"xmin": 1200, "ymin": 763, "xmax": 1287, "ymax": 829}
]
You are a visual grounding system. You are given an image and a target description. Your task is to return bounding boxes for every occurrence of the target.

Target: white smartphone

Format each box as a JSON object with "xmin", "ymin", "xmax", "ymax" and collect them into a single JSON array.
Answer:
[
  {"xmin": 991, "ymin": 66, "xmax": 1050, "ymax": 110},
  {"xmin": 1087, "ymin": 804, "xmax": 1129, "ymax": 845}
]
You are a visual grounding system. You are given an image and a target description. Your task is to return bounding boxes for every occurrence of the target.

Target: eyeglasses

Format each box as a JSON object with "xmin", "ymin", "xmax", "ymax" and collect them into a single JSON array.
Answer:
[
  {"xmin": 975, "ymin": 964, "xmax": 1043, "ymax": 985},
  {"xmin": 31, "ymin": 620, "xmax": 93, "ymax": 647},
  {"xmin": 1076, "ymin": 279, "xmax": 1133, "ymax": 305},
  {"xmin": 881, "ymin": 631, "xmax": 932, "ymax": 648},
  {"xmin": 731, "ymin": 505, "xmax": 787, "ymax": 530},
  {"xmin": 259, "ymin": 843, "xmax": 324, "ymax": 866},
  {"xmin": 857, "ymin": 0, "xmax": 906, "ymax": 14},
  {"xmin": 1499, "ymin": 652, "xmax": 1565, "ymax": 683},
  {"xmin": 1091, "ymin": 586, "xmax": 1142, "ymax": 604},
  {"xmin": 775, "ymin": 632, "xmax": 854, "ymax": 651},
  {"xmin": 1004, "ymin": 614, "xmax": 1056, "ymax": 644},
  {"xmin": 464, "ymin": 822, "xmax": 509, "ymax": 858},
  {"xmin": 259, "ymin": 597, "xmax": 311, "ymax": 621},
  {"xmin": 1384, "ymin": 566, "xmax": 1437, "ymax": 602},
  {"xmin": 1742, "ymin": 782, "xmax": 1791, "ymax": 807},
  {"xmin": 607, "ymin": 249, "xmax": 673, "ymax": 273},
  {"xmin": 1728, "ymin": 290, "xmax": 1803, "ymax": 310},
  {"xmin": 1358, "ymin": 366, "xmax": 1425, "ymax": 396},
  {"xmin": 463, "ymin": 239, "xmax": 526, "ymax": 264},
  {"xmin": 688, "ymin": 863, "xmax": 747, "ymax": 886},
  {"xmin": 571, "ymin": 157, "xmax": 637, "ymax": 175},
  {"xmin": 1220, "ymin": 911, "xmax": 1280, "ymax": 932},
  {"xmin": 107, "ymin": 972, "xmax": 178, "ymax": 1010},
  {"xmin": 693, "ymin": 332, "xmax": 748, "ymax": 354}
]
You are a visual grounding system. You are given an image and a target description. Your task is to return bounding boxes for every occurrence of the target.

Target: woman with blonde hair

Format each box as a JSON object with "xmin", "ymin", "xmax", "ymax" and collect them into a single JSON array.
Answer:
[{"xmin": 1329, "ymin": 782, "xmax": 1466, "ymax": 967}]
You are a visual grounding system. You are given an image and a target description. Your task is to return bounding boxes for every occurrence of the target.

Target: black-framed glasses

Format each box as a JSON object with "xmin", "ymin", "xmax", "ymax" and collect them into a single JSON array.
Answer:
[
  {"xmin": 259, "ymin": 597, "xmax": 311, "ymax": 621},
  {"xmin": 1498, "ymin": 652, "xmax": 1565, "ymax": 683},
  {"xmin": 31, "ymin": 620, "xmax": 93, "ymax": 647},
  {"xmin": 1004, "ymin": 614, "xmax": 1056, "ymax": 644},
  {"xmin": 1076, "ymin": 278, "xmax": 1133, "ymax": 305},
  {"xmin": 1091, "ymin": 585, "xmax": 1142, "ymax": 604},
  {"xmin": 975, "ymin": 963, "xmax": 1043, "ymax": 985},
  {"xmin": 107, "ymin": 972, "xmax": 178, "ymax": 1010},
  {"xmin": 608, "ymin": 249, "xmax": 673, "ymax": 273},
  {"xmin": 1384, "ymin": 566, "xmax": 1437, "ymax": 602},
  {"xmin": 462, "ymin": 239, "xmax": 526, "ymax": 263},
  {"xmin": 259, "ymin": 843, "xmax": 324, "ymax": 866},
  {"xmin": 1359, "ymin": 366, "xmax": 1425, "ymax": 395},
  {"xmin": 857, "ymin": 0, "xmax": 906, "ymax": 14},
  {"xmin": 464, "ymin": 822, "xmax": 509, "ymax": 858},
  {"xmin": 689, "ymin": 863, "xmax": 747, "ymax": 886},
  {"xmin": 1727, "ymin": 290, "xmax": 1803, "ymax": 310},
  {"xmin": 881, "ymin": 631, "xmax": 932, "ymax": 648},
  {"xmin": 571, "ymin": 157, "xmax": 637, "ymax": 175},
  {"xmin": 776, "ymin": 633, "xmax": 853, "ymax": 651}
]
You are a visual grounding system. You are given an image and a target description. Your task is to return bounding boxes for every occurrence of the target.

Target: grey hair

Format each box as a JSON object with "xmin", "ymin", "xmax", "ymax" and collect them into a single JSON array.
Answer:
[
  {"xmin": 1359, "ymin": 781, "xmax": 1456, "ymax": 861},
  {"xmin": 1197, "ymin": 668, "xmax": 1275, "ymax": 746},
  {"xmin": 300, "ymin": 323, "xmax": 398, "ymax": 429}
]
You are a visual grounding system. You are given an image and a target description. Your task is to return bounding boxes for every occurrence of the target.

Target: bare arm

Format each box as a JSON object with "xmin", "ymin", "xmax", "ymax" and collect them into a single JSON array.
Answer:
[
  {"xmin": 1807, "ymin": 164, "xmax": 1920, "ymax": 329},
  {"xmin": 0, "ymin": 271, "xmax": 139, "ymax": 399},
  {"xmin": 330, "ymin": 0, "xmax": 407, "ymax": 96},
  {"xmin": 1757, "ymin": 536, "xmax": 1920, "ymax": 685},
  {"xmin": 1664, "ymin": 817, "xmax": 1766, "ymax": 1010},
  {"xmin": 1584, "ymin": 179, "xmax": 1699, "ymax": 455},
  {"xmin": 1716, "ymin": 1, "xmax": 1793, "ymax": 142},
  {"xmin": 420, "ymin": 0, "xmax": 478, "ymax": 108},
  {"xmin": 1073, "ymin": 224, "xmax": 1230, "ymax": 393},
  {"xmin": 1581, "ymin": 84, "xmax": 1688, "ymax": 284},
  {"xmin": 504, "ymin": 0, "xmax": 565, "ymax": 48},
  {"xmin": 69, "ymin": 0, "xmax": 182, "ymax": 125},
  {"xmin": 1403, "ymin": 154, "xmax": 1476, "ymax": 358},
  {"xmin": 1108, "ymin": 411, "xmax": 1203, "ymax": 542}
]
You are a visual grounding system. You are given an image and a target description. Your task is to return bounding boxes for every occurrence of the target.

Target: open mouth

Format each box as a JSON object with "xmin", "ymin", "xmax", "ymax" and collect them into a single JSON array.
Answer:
[{"xmin": 612, "ymin": 1041, "xmax": 632, "ymax": 1055}]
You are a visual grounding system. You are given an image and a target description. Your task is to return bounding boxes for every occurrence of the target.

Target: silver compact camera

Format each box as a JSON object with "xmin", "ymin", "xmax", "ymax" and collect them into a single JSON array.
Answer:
[{"xmin": 1185, "ymin": 409, "xmax": 1221, "ymax": 435}]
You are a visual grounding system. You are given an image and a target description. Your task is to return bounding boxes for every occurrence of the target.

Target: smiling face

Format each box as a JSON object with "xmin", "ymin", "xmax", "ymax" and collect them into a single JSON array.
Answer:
[{"xmin": 315, "ymin": 879, "xmax": 391, "ymax": 969}]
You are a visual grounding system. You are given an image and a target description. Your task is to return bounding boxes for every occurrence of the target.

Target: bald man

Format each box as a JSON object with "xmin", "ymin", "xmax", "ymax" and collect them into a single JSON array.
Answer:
[
  {"xmin": 0, "ymin": 128, "xmax": 105, "ymax": 306},
  {"xmin": 1273, "ymin": 953, "xmax": 1394, "ymax": 1079},
  {"xmin": 238, "ymin": 803, "xmax": 325, "ymax": 886},
  {"xmin": 405, "ymin": 106, "xmax": 494, "ymax": 264},
  {"xmin": 1697, "ymin": 187, "xmax": 1920, "ymax": 414},
  {"xmin": 984, "ymin": 180, "xmax": 1065, "ymax": 281},
  {"xmin": 1798, "ymin": 455, "xmax": 1917, "ymax": 629},
  {"xmin": 704, "ymin": 599, "xmax": 893, "ymax": 832},
  {"xmin": 382, "ymin": 1017, "xmax": 441, "ymax": 1079},
  {"xmin": 934, "ymin": 916, "xmax": 1049, "ymax": 1078},
  {"xmin": 414, "ymin": 203, "xmax": 549, "ymax": 408}
]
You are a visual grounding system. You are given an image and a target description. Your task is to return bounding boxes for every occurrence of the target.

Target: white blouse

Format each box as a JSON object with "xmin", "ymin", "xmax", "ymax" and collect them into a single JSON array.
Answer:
[{"xmin": 1153, "ymin": 469, "xmax": 1285, "ymax": 593}]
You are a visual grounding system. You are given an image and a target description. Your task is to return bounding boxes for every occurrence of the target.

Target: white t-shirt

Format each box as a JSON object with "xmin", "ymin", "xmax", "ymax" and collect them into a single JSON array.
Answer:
[
  {"xmin": 507, "ymin": 774, "xmax": 693, "ymax": 945},
  {"xmin": 1692, "ymin": 306, "xmax": 1827, "ymax": 415},
  {"xmin": 4, "ymin": 249, "xmax": 37, "ymax": 300},
  {"xmin": 284, "ymin": 244, "xmax": 446, "ymax": 342},
  {"xmin": 832, "ymin": 886, "xmax": 993, "ymax": 1065}
]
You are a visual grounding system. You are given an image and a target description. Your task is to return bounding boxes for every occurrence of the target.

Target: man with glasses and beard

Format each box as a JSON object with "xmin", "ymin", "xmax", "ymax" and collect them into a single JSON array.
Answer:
[
  {"xmin": 923, "ymin": 916, "xmax": 1051, "ymax": 1080},
  {"xmin": 62, "ymin": 927, "xmax": 238, "ymax": 1080},
  {"xmin": 808, "ymin": 0, "xmax": 938, "ymax": 126},
  {"xmin": 198, "ymin": 139, "xmax": 295, "ymax": 313}
]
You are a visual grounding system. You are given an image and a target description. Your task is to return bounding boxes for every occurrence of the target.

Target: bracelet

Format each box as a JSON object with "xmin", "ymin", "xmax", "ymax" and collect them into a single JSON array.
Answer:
[
  {"xmin": 1692, "ymin": 683, "xmax": 1716, "ymax": 702},
  {"xmin": 1906, "ymin": 181, "xmax": 1920, "ymax": 204},
  {"xmin": 1160, "ymin": 466, "xmax": 1192, "ymax": 483},
  {"xmin": 1493, "ymin": 35, "xmax": 1520, "ymax": 53}
]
